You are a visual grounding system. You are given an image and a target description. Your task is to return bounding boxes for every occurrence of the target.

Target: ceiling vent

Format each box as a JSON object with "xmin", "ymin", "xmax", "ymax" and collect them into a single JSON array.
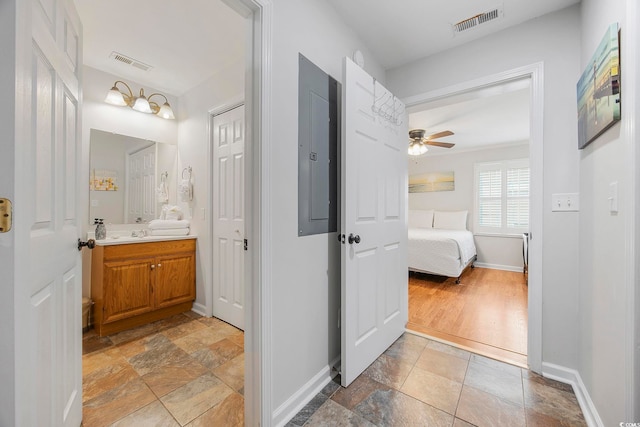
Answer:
[
  {"xmin": 452, "ymin": 6, "xmax": 504, "ymax": 34},
  {"xmin": 109, "ymin": 51, "xmax": 153, "ymax": 72}
]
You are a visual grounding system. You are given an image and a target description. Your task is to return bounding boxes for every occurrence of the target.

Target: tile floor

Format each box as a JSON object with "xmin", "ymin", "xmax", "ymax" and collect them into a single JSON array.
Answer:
[
  {"xmin": 83, "ymin": 314, "xmax": 587, "ymax": 427},
  {"xmin": 82, "ymin": 311, "xmax": 244, "ymax": 426},
  {"xmin": 288, "ymin": 333, "xmax": 587, "ymax": 427}
]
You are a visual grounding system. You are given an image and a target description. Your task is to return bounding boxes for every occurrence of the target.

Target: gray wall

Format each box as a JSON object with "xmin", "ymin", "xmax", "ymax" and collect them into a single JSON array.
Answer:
[
  {"xmin": 409, "ymin": 143, "xmax": 530, "ymax": 270},
  {"xmin": 387, "ymin": 5, "xmax": 582, "ymax": 371}
]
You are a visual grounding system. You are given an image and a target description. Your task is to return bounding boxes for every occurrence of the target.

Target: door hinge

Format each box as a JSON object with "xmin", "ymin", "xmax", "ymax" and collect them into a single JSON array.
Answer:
[
  {"xmin": 244, "ymin": 239, "xmax": 248, "ymax": 251},
  {"xmin": 0, "ymin": 198, "xmax": 12, "ymax": 232}
]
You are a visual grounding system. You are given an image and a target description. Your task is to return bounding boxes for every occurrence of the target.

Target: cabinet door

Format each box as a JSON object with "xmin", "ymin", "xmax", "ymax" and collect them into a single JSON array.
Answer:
[
  {"xmin": 155, "ymin": 253, "xmax": 196, "ymax": 308},
  {"xmin": 103, "ymin": 258, "xmax": 155, "ymax": 323}
]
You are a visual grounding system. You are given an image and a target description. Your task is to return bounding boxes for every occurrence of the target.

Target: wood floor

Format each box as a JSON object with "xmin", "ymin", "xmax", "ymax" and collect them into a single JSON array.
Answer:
[{"xmin": 407, "ymin": 267, "xmax": 528, "ymax": 367}]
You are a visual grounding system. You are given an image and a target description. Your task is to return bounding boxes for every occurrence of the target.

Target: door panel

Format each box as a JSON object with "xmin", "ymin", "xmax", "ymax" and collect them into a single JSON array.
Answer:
[
  {"xmin": 213, "ymin": 105, "xmax": 245, "ymax": 329},
  {"xmin": 341, "ymin": 58, "xmax": 408, "ymax": 387}
]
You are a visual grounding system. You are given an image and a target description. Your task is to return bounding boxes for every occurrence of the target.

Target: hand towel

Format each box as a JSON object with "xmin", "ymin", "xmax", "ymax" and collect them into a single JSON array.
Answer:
[
  {"xmin": 148, "ymin": 219, "xmax": 191, "ymax": 230},
  {"xmin": 149, "ymin": 228, "xmax": 190, "ymax": 236},
  {"xmin": 179, "ymin": 179, "xmax": 192, "ymax": 202}
]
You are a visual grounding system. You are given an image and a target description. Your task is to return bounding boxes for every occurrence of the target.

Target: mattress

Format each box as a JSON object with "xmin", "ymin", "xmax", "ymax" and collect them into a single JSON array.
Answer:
[{"xmin": 408, "ymin": 228, "xmax": 477, "ymax": 278}]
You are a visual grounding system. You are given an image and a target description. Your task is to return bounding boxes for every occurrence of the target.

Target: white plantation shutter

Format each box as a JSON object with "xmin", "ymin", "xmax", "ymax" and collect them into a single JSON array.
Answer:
[{"xmin": 475, "ymin": 159, "xmax": 529, "ymax": 234}]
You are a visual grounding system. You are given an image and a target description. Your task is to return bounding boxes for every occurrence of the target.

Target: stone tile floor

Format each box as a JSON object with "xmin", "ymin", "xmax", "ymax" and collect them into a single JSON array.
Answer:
[
  {"xmin": 288, "ymin": 333, "xmax": 587, "ymax": 427},
  {"xmin": 83, "ymin": 314, "xmax": 587, "ymax": 427},
  {"xmin": 82, "ymin": 311, "xmax": 244, "ymax": 426}
]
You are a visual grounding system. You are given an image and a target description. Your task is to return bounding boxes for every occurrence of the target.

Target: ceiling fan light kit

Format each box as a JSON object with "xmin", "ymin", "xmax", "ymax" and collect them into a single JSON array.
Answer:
[{"xmin": 407, "ymin": 129, "xmax": 456, "ymax": 156}]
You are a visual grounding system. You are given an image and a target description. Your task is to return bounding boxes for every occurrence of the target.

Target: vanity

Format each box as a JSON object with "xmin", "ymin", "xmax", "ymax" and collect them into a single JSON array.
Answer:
[{"xmin": 90, "ymin": 235, "xmax": 196, "ymax": 336}]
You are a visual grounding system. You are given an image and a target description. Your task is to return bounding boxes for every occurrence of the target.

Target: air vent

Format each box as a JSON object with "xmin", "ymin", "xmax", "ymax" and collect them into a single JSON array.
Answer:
[
  {"xmin": 452, "ymin": 6, "xmax": 503, "ymax": 34},
  {"xmin": 109, "ymin": 52, "xmax": 153, "ymax": 72}
]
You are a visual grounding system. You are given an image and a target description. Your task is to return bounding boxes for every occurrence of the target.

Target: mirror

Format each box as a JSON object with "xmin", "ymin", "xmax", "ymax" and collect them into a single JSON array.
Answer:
[{"xmin": 89, "ymin": 129, "xmax": 178, "ymax": 224}]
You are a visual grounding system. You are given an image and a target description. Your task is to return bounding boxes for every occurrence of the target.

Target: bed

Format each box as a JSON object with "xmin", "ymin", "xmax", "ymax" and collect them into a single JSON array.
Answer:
[{"xmin": 408, "ymin": 210, "xmax": 477, "ymax": 284}]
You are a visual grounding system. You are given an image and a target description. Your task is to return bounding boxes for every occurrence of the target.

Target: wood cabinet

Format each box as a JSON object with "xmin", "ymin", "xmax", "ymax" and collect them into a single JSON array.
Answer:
[{"xmin": 91, "ymin": 238, "xmax": 196, "ymax": 336}]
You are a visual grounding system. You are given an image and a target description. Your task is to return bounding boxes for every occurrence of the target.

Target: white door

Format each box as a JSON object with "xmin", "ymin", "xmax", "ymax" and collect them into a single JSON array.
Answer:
[
  {"xmin": 7, "ymin": 0, "xmax": 84, "ymax": 425},
  {"xmin": 341, "ymin": 57, "xmax": 408, "ymax": 387},
  {"xmin": 212, "ymin": 105, "xmax": 245, "ymax": 329},
  {"xmin": 127, "ymin": 144, "xmax": 156, "ymax": 223}
]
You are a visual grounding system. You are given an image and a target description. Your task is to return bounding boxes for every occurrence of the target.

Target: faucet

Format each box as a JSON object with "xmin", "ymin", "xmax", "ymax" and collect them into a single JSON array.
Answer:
[{"xmin": 131, "ymin": 229, "xmax": 148, "ymax": 237}]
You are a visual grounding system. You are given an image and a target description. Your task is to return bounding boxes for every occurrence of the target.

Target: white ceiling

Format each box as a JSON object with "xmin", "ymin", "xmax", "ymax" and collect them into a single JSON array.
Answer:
[
  {"xmin": 407, "ymin": 79, "xmax": 531, "ymax": 154},
  {"xmin": 324, "ymin": 0, "xmax": 580, "ymax": 70},
  {"xmin": 75, "ymin": 0, "xmax": 569, "ymax": 151},
  {"xmin": 74, "ymin": 0, "xmax": 245, "ymax": 96}
]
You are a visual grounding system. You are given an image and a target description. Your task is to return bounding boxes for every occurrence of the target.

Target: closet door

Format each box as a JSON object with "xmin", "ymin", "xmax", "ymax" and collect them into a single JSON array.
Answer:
[{"xmin": 212, "ymin": 105, "xmax": 246, "ymax": 330}]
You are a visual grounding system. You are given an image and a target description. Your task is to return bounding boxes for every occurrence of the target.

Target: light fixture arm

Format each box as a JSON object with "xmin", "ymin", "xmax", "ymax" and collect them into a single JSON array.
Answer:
[
  {"xmin": 113, "ymin": 80, "xmax": 134, "ymax": 106},
  {"xmin": 147, "ymin": 93, "xmax": 169, "ymax": 113}
]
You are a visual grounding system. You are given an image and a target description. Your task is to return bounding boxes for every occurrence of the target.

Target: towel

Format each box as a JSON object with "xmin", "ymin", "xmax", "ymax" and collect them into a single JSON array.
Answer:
[
  {"xmin": 149, "ymin": 228, "xmax": 190, "ymax": 236},
  {"xmin": 160, "ymin": 205, "xmax": 183, "ymax": 220},
  {"xmin": 148, "ymin": 219, "xmax": 190, "ymax": 230},
  {"xmin": 156, "ymin": 182, "xmax": 168, "ymax": 203},
  {"xmin": 179, "ymin": 179, "xmax": 192, "ymax": 202}
]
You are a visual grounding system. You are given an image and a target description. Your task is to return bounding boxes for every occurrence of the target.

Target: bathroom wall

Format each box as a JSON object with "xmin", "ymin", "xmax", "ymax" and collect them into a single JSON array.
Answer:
[{"xmin": 81, "ymin": 65, "xmax": 180, "ymax": 297}]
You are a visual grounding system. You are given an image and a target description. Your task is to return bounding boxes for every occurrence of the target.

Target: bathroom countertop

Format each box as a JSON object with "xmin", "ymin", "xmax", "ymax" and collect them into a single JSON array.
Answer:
[{"xmin": 91, "ymin": 234, "xmax": 197, "ymax": 246}]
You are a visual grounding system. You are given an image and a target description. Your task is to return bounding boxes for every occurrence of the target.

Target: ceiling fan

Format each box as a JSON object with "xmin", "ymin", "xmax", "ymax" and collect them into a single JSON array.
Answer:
[{"xmin": 408, "ymin": 129, "xmax": 456, "ymax": 156}]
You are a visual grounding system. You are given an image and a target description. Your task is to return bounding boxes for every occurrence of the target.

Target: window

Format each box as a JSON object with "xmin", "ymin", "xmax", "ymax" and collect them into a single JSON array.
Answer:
[{"xmin": 474, "ymin": 159, "xmax": 529, "ymax": 235}]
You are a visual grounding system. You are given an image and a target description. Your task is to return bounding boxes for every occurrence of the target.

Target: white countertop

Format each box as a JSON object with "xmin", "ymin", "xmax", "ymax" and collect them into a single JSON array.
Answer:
[{"xmin": 90, "ymin": 234, "xmax": 197, "ymax": 246}]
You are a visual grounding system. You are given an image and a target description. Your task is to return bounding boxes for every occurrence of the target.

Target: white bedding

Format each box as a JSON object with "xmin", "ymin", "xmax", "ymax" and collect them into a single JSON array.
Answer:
[{"xmin": 408, "ymin": 228, "xmax": 477, "ymax": 278}]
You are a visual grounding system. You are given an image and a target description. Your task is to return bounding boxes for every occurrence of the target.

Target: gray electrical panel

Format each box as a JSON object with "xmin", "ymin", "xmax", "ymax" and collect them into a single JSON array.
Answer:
[{"xmin": 298, "ymin": 54, "xmax": 339, "ymax": 236}]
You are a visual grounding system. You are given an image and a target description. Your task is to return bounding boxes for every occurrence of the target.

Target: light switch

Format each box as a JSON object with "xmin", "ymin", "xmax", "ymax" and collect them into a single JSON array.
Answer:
[
  {"xmin": 551, "ymin": 193, "xmax": 579, "ymax": 212},
  {"xmin": 609, "ymin": 181, "xmax": 618, "ymax": 213}
]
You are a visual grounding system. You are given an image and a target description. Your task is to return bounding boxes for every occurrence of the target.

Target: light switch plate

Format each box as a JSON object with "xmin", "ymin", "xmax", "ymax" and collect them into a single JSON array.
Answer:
[{"xmin": 551, "ymin": 193, "xmax": 579, "ymax": 212}]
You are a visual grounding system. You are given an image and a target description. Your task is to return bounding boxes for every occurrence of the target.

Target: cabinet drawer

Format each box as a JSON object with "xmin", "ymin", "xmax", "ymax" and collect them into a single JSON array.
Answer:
[{"xmin": 103, "ymin": 238, "xmax": 196, "ymax": 260}]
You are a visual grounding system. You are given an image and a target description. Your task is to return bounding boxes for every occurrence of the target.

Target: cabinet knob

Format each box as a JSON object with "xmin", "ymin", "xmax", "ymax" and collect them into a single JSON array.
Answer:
[
  {"xmin": 157, "ymin": 263, "xmax": 162, "ymax": 267},
  {"xmin": 150, "ymin": 264, "xmax": 155, "ymax": 269}
]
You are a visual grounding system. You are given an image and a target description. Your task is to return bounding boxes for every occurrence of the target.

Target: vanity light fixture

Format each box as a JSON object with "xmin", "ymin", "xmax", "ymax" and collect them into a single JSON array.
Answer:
[{"xmin": 105, "ymin": 80, "xmax": 175, "ymax": 120}]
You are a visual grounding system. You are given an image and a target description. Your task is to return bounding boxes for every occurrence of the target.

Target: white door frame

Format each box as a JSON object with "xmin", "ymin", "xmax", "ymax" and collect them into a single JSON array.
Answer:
[
  {"xmin": 402, "ymin": 62, "xmax": 544, "ymax": 373},
  {"xmin": 222, "ymin": 0, "xmax": 272, "ymax": 425}
]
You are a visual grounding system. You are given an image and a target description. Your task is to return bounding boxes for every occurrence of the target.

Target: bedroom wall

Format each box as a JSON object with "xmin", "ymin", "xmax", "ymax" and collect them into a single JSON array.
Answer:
[
  {"xmin": 409, "ymin": 143, "xmax": 529, "ymax": 271},
  {"xmin": 387, "ymin": 5, "xmax": 582, "ymax": 370},
  {"xmin": 578, "ymin": 0, "xmax": 639, "ymax": 423}
]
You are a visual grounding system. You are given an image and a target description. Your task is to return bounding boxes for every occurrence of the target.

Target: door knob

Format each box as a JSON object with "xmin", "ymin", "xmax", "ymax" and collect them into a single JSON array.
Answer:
[
  {"xmin": 348, "ymin": 233, "xmax": 361, "ymax": 244},
  {"xmin": 77, "ymin": 238, "xmax": 96, "ymax": 251}
]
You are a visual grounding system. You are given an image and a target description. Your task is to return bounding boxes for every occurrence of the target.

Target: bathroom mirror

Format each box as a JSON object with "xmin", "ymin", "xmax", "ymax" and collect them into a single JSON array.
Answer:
[{"xmin": 89, "ymin": 129, "xmax": 178, "ymax": 224}]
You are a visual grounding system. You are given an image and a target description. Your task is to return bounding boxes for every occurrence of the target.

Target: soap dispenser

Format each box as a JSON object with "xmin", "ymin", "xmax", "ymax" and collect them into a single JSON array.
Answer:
[{"xmin": 95, "ymin": 218, "xmax": 106, "ymax": 240}]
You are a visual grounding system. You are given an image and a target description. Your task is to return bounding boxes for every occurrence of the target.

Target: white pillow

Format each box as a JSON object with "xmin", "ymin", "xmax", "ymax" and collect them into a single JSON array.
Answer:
[
  {"xmin": 408, "ymin": 210, "xmax": 433, "ymax": 228},
  {"xmin": 433, "ymin": 210, "xmax": 468, "ymax": 230}
]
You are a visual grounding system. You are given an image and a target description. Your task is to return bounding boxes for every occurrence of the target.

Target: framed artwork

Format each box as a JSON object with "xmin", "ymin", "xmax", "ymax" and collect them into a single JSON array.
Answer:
[
  {"xmin": 90, "ymin": 169, "xmax": 119, "ymax": 191},
  {"xmin": 409, "ymin": 171, "xmax": 455, "ymax": 193},
  {"xmin": 577, "ymin": 23, "xmax": 620, "ymax": 149}
]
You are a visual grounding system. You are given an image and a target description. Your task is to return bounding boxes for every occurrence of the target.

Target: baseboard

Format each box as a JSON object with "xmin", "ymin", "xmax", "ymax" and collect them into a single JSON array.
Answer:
[
  {"xmin": 474, "ymin": 262, "xmax": 524, "ymax": 273},
  {"xmin": 542, "ymin": 362, "xmax": 604, "ymax": 427},
  {"xmin": 272, "ymin": 356, "xmax": 340, "ymax": 427},
  {"xmin": 191, "ymin": 302, "xmax": 207, "ymax": 317}
]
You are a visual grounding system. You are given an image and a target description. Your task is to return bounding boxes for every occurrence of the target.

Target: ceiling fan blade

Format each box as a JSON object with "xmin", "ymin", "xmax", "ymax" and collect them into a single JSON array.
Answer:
[
  {"xmin": 425, "ymin": 140, "xmax": 455, "ymax": 148},
  {"xmin": 425, "ymin": 130, "xmax": 454, "ymax": 140}
]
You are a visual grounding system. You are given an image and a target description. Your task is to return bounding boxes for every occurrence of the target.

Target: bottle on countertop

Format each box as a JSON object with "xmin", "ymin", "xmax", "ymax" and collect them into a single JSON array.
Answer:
[{"xmin": 95, "ymin": 218, "xmax": 106, "ymax": 240}]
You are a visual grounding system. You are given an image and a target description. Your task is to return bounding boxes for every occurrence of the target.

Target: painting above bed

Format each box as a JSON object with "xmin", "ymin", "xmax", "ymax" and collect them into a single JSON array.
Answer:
[{"xmin": 409, "ymin": 171, "xmax": 455, "ymax": 193}]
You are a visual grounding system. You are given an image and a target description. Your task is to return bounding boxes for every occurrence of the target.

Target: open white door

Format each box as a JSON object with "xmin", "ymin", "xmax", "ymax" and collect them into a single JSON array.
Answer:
[
  {"xmin": 212, "ymin": 105, "xmax": 245, "ymax": 330},
  {"xmin": 341, "ymin": 57, "xmax": 408, "ymax": 386},
  {"xmin": 6, "ymin": 0, "xmax": 84, "ymax": 425}
]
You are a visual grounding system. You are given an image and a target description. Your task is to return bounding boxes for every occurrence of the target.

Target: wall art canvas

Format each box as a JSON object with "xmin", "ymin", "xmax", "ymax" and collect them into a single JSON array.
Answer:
[
  {"xmin": 409, "ymin": 171, "xmax": 455, "ymax": 193},
  {"xmin": 577, "ymin": 23, "xmax": 620, "ymax": 149}
]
